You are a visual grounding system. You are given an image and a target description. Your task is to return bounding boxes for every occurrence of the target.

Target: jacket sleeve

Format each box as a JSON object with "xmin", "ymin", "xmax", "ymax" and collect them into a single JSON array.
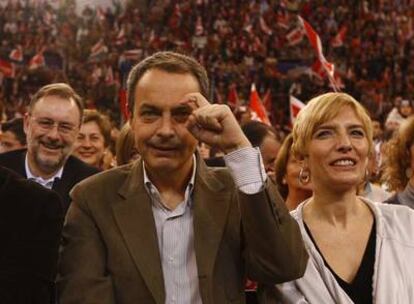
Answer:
[
  {"xmin": 239, "ymin": 179, "xmax": 308, "ymax": 284},
  {"xmin": 57, "ymin": 186, "xmax": 116, "ymax": 304}
]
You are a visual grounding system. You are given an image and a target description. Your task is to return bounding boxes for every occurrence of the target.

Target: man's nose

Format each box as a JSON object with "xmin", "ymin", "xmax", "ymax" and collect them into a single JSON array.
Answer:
[
  {"xmin": 157, "ymin": 115, "xmax": 175, "ymax": 137},
  {"xmin": 45, "ymin": 124, "xmax": 61, "ymax": 139}
]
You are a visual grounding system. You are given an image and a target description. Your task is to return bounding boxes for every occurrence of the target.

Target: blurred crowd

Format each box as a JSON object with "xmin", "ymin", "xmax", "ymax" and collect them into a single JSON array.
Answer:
[{"xmin": 0, "ymin": 0, "xmax": 413, "ymax": 125}]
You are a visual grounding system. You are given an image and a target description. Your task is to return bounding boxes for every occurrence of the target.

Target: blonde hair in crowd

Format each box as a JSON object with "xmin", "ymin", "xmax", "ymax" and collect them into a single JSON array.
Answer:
[{"xmin": 292, "ymin": 92, "xmax": 373, "ymax": 158}]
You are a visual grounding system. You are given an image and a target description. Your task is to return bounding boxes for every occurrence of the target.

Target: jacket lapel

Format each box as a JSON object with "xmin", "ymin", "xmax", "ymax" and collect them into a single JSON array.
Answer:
[
  {"xmin": 193, "ymin": 159, "xmax": 232, "ymax": 280},
  {"xmin": 112, "ymin": 161, "xmax": 165, "ymax": 304}
]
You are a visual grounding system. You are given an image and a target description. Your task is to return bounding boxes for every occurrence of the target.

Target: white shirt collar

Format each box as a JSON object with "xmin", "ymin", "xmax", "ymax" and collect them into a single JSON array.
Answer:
[
  {"xmin": 143, "ymin": 154, "xmax": 197, "ymax": 208},
  {"xmin": 25, "ymin": 152, "xmax": 64, "ymax": 188}
]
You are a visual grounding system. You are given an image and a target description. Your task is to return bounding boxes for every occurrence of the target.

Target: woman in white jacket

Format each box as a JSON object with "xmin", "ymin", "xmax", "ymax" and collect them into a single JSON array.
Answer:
[{"xmin": 271, "ymin": 92, "xmax": 414, "ymax": 304}]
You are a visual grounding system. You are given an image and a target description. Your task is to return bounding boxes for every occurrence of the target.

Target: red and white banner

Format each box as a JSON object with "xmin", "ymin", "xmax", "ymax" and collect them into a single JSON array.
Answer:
[
  {"xmin": 298, "ymin": 16, "xmax": 338, "ymax": 91},
  {"xmin": 9, "ymin": 45, "xmax": 23, "ymax": 62},
  {"xmin": 289, "ymin": 95, "xmax": 306, "ymax": 126},
  {"xmin": 331, "ymin": 25, "xmax": 347, "ymax": 48},
  {"xmin": 29, "ymin": 52, "xmax": 45, "ymax": 70},
  {"xmin": 249, "ymin": 83, "xmax": 271, "ymax": 126},
  {"xmin": 286, "ymin": 27, "xmax": 304, "ymax": 46}
]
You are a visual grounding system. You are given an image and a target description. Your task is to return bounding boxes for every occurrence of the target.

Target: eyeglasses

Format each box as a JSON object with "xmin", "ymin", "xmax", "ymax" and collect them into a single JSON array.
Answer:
[{"xmin": 31, "ymin": 116, "xmax": 78, "ymax": 135}]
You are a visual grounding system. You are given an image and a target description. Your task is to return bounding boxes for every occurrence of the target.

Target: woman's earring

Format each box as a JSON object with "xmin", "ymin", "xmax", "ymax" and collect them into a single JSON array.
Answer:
[{"xmin": 299, "ymin": 168, "xmax": 310, "ymax": 185}]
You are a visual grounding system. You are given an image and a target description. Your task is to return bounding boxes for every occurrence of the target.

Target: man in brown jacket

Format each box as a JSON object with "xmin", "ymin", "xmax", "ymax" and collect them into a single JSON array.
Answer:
[{"xmin": 57, "ymin": 51, "xmax": 308, "ymax": 303}]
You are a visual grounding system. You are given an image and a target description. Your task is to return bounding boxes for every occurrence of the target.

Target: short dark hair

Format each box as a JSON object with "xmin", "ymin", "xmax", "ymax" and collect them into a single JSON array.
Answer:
[
  {"xmin": 29, "ymin": 83, "xmax": 84, "ymax": 124},
  {"xmin": 82, "ymin": 109, "xmax": 112, "ymax": 147},
  {"xmin": 241, "ymin": 121, "xmax": 279, "ymax": 147},
  {"xmin": 126, "ymin": 51, "xmax": 209, "ymax": 116},
  {"xmin": 1, "ymin": 118, "xmax": 26, "ymax": 145}
]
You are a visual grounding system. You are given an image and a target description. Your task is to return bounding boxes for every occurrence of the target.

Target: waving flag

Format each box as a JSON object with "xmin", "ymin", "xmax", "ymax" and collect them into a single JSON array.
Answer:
[
  {"xmin": 227, "ymin": 84, "xmax": 239, "ymax": 108},
  {"xmin": 331, "ymin": 25, "xmax": 347, "ymax": 48},
  {"xmin": 249, "ymin": 84, "xmax": 271, "ymax": 126},
  {"xmin": 286, "ymin": 27, "xmax": 304, "ymax": 46},
  {"xmin": 299, "ymin": 16, "xmax": 338, "ymax": 91},
  {"xmin": 9, "ymin": 45, "xmax": 23, "ymax": 63},
  {"xmin": 289, "ymin": 95, "xmax": 306, "ymax": 126},
  {"xmin": 29, "ymin": 52, "xmax": 45, "ymax": 70}
]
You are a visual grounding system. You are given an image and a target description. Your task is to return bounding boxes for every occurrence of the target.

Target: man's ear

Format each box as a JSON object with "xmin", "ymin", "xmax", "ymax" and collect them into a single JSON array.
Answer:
[{"xmin": 23, "ymin": 112, "xmax": 30, "ymax": 135}]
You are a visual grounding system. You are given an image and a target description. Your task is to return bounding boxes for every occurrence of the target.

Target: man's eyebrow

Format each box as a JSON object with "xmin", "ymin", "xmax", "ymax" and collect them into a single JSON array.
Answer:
[
  {"xmin": 138, "ymin": 104, "xmax": 160, "ymax": 111},
  {"xmin": 172, "ymin": 104, "xmax": 193, "ymax": 112}
]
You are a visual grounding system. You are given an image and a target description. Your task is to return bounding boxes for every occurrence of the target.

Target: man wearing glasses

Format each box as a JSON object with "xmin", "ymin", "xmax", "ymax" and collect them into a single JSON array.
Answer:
[{"xmin": 0, "ymin": 83, "xmax": 99, "ymax": 212}]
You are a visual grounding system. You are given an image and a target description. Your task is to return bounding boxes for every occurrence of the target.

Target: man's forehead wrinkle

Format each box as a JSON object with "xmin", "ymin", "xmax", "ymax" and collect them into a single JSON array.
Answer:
[{"xmin": 138, "ymin": 101, "xmax": 192, "ymax": 112}]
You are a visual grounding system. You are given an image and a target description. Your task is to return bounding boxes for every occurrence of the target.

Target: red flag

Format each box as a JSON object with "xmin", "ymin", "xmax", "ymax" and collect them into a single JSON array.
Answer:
[
  {"xmin": 286, "ymin": 27, "xmax": 305, "ymax": 46},
  {"xmin": 249, "ymin": 84, "xmax": 271, "ymax": 126},
  {"xmin": 9, "ymin": 45, "xmax": 23, "ymax": 62},
  {"xmin": 227, "ymin": 84, "xmax": 239, "ymax": 108},
  {"xmin": 0, "ymin": 59, "xmax": 15, "ymax": 78},
  {"xmin": 118, "ymin": 88, "xmax": 130, "ymax": 120},
  {"xmin": 29, "ymin": 52, "xmax": 45, "ymax": 70},
  {"xmin": 331, "ymin": 25, "xmax": 347, "ymax": 48},
  {"xmin": 289, "ymin": 95, "xmax": 306, "ymax": 126},
  {"xmin": 299, "ymin": 16, "xmax": 338, "ymax": 90}
]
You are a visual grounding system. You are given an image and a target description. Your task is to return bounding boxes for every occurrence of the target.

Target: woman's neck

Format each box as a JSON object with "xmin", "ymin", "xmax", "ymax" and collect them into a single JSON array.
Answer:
[
  {"xmin": 286, "ymin": 189, "xmax": 312, "ymax": 211},
  {"xmin": 304, "ymin": 189, "xmax": 364, "ymax": 227}
]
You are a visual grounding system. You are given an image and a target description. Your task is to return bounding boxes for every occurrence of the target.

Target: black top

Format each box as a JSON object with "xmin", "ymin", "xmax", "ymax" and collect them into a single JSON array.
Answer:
[
  {"xmin": 0, "ymin": 148, "xmax": 100, "ymax": 212},
  {"xmin": 0, "ymin": 166, "xmax": 64, "ymax": 303},
  {"xmin": 304, "ymin": 221, "xmax": 376, "ymax": 304}
]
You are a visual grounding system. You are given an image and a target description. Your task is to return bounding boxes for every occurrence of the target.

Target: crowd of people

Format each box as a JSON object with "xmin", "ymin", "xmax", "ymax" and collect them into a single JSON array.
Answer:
[
  {"xmin": 0, "ymin": 0, "xmax": 414, "ymax": 303},
  {"xmin": 1, "ymin": 0, "xmax": 414, "ymax": 127}
]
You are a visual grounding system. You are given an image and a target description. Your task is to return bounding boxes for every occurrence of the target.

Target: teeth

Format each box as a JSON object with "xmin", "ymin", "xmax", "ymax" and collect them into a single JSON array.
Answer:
[{"xmin": 333, "ymin": 159, "xmax": 355, "ymax": 166}]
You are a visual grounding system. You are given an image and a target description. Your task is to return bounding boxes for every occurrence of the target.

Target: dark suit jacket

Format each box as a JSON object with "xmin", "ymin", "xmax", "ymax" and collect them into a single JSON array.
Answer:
[
  {"xmin": 57, "ymin": 157, "xmax": 308, "ymax": 304},
  {"xmin": 0, "ymin": 149, "xmax": 99, "ymax": 212},
  {"xmin": 0, "ymin": 166, "xmax": 64, "ymax": 304}
]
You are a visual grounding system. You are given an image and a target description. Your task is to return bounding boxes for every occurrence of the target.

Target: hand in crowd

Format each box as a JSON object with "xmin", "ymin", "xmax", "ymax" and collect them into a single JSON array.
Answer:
[{"xmin": 184, "ymin": 93, "xmax": 251, "ymax": 154}]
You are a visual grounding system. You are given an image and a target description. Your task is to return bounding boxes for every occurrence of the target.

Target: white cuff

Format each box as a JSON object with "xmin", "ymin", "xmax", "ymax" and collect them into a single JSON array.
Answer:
[{"xmin": 224, "ymin": 146, "xmax": 267, "ymax": 194}]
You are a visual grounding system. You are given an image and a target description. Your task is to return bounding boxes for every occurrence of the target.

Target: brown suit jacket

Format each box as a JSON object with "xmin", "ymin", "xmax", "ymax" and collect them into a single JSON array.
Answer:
[{"xmin": 57, "ymin": 157, "xmax": 307, "ymax": 304}]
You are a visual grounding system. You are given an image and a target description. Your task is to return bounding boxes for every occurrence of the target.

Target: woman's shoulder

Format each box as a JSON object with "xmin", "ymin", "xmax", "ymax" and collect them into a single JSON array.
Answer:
[{"xmin": 369, "ymin": 200, "xmax": 414, "ymax": 245}]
